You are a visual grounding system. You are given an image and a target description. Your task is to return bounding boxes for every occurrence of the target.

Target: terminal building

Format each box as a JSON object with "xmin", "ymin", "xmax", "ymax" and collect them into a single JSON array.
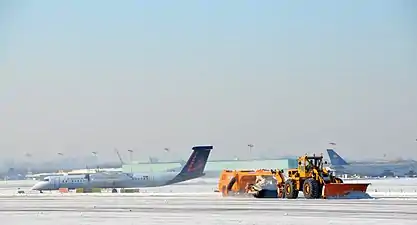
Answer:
[{"xmin": 122, "ymin": 158, "xmax": 298, "ymax": 178}]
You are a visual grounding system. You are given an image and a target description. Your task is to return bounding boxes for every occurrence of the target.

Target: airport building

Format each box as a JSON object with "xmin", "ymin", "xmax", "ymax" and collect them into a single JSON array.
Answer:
[{"xmin": 122, "ymin": 158, "xmax": 298, "ymax": 176}]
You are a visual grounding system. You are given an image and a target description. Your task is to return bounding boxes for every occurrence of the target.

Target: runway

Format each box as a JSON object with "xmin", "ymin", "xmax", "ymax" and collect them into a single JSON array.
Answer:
[{"xmin": 1, "ymin": 178, "xmax": 417, "ymax": 224}]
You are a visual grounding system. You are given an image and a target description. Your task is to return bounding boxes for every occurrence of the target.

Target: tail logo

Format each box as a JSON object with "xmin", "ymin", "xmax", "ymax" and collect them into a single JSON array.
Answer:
[
  {"xmin": 187, "ymin": 153, "xmax": 204, "ymax": 172},
  {"xmin": 187, "ymin": 159, "xmax": 204, "ymax": 172}
]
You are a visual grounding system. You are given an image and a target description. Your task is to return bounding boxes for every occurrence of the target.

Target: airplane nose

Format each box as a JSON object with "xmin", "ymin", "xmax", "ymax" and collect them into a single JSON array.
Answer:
[
  {"xmin": 30, "ymin": 183, "xmax": 40, "ymax": 190},
  {"xmin": 31, "ymin": 182, "xmax": 46, "ymax": 190}
]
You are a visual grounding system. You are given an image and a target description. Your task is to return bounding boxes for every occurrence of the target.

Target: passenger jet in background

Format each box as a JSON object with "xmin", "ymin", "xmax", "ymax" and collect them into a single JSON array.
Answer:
[{"xmin": 31, "ymin": 145, "xmax": 213, "ymax": 192}]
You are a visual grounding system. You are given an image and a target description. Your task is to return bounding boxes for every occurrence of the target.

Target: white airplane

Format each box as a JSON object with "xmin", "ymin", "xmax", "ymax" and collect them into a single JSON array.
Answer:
[
  {"xmin": 31, "ymin": 145, "xmax": 213, "ymax": 193},
  {"xmin": 327, "ymin": 149, "xmax": 417, "ymax": 177}
]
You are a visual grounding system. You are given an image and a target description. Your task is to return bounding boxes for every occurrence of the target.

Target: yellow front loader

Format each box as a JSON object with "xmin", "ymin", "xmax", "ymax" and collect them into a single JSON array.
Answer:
[{"xmin": 284, "ymin": 154, "xmax": 370, "ymax": 199}]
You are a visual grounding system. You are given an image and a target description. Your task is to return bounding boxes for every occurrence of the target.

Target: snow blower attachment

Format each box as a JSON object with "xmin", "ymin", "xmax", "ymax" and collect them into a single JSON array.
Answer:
[
  {"xmin": 218, "ymin": 154, "xmax": 370, "ymax": 199},
  {"xmin": 218, "ymin": 169, "xmax": 286, "ymax": 198}
]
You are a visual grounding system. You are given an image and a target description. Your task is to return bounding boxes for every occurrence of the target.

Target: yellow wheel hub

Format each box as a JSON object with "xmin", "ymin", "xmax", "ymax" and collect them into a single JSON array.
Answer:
[{"xmin": 305, "ymin": 184, "xmax": 310, "ymax": 194}]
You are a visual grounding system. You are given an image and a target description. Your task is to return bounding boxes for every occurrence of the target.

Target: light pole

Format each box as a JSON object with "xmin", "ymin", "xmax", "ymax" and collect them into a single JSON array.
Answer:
[
  {"xmin": 25, "ymin": 153, "xmax": 32, "ymax": 175},
  {"xmin": 127, "ymin": 149, "xmax": 134, "ymax": 173},
  {"xmin": 91, "ymin": 151, "xmax": 98, "ymax": 171},
  {"xmin": 128, "ymin": 149, "xmax": 134, "ymax": 163},
  {"xmin": 248, "ymin": 144, "xmax": 254, "ymax": 156},
  {"xmin": 164, "ymin": 148, "xmax": 170, "ymax": 159},
  {"xmin": 57, "ymin": 152, "xmax": 64, "ymax": 171}
]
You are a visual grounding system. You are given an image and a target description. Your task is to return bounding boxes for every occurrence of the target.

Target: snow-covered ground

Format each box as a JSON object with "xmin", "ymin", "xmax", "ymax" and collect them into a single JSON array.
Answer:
[{"xmin": 1, "ymin": 178, "xmax": 417, "ymax": 224}]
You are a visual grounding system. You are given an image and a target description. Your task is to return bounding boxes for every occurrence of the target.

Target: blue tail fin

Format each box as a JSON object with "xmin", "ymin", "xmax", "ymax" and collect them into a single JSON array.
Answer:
[
  {"xmin": 326, "ymin": 149, "xmax": 349, "ymax": 166},
  {"xmin": 166, "ymin": 145, "xmax": 212, "ymax": 184}
]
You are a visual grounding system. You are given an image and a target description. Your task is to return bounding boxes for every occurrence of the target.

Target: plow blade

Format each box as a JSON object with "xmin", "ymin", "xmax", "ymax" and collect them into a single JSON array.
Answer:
[{"xmin": 323, "ymin": 183, "xmax": 371, "ymax": 199}]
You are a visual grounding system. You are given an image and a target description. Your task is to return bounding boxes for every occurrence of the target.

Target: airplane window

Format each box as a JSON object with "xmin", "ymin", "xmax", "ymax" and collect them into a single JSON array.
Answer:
[{"xmin": 43, "ymin": 178, "xmax": 49, "ymax": 182}]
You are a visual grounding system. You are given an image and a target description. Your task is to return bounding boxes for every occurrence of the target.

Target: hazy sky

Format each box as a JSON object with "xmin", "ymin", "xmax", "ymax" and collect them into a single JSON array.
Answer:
[{"xmin": 1, "ymin": 0, "xmax": 416, "ymax": 162}]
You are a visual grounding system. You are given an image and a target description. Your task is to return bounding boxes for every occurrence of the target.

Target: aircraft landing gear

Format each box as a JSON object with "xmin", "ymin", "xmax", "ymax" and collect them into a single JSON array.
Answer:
[{"xmin": 111, "ymin": 181, "xmax": 118, "ymax": 193}]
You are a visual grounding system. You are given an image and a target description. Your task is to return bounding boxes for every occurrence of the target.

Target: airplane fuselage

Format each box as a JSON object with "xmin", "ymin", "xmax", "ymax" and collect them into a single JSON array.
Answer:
[
  {"xmin": 331, "ymin": 163, "xmax": 416, "ymax": 177},
  {"xmin": 32, "ymin": 172, "xmax": 181, "ymax": 190}
]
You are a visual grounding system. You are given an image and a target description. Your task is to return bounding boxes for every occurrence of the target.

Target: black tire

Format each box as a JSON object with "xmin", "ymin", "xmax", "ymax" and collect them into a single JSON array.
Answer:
[
  {"xmin": 284, "ymin": 180, "xmax": 299, "ymax": 199},
  {"xmin": 303, "ymin": 178, "xmax": 320, "ymax": 199},
  {"xmin": 254, "ymin": 189, "xmax": 278, "ymax": 198},
  {"xmin": 253, "ymin": 190, "xmax": 263, "ymax": 198},
  {"xmin": 226, "ymin": 177, "xmax": 237, "ymax": 192}
]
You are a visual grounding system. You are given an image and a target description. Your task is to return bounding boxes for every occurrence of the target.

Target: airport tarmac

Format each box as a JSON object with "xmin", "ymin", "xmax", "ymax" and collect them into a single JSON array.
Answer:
[{"xmin": 1, "ymin": 178, "xmax": 417, "ymax": 224}]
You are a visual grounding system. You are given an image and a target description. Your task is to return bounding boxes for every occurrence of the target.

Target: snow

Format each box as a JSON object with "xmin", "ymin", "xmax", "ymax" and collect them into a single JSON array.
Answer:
[
  {"xmin": 1, "ymin": 178, "xmax": 417, "ymax": 224},
  {"xmin": 325, "ymin": 191, "xmax": 373, "ymax": 199}
]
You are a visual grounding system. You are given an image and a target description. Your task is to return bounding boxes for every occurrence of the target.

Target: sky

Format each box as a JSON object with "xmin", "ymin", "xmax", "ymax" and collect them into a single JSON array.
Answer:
[{"xmin": 0, "ymin": 0, "xmax": 416, "ymax": 163}]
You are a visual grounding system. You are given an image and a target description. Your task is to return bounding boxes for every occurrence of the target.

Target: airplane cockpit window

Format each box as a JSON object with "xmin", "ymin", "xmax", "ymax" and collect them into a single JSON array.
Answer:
[{"xmin": 43, "ymin": 177, "xmax": 50, "ymax": 182}]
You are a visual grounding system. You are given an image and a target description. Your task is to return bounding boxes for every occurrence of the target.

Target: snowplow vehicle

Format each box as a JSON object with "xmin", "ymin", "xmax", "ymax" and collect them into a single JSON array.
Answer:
[
  {"xmin": 283, "ymin": 154, "xmax": 370, "ymax": 199},
  {"xmin": 218, "ymin": 154, "xmax": 371, "ymax": 199}
]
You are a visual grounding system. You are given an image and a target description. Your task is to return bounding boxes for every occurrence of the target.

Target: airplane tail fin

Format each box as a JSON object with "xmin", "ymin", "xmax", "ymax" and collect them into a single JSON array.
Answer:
[
  {"xmin": 167, "ymin": 145, "xmax": 212, "ymax": 184},
  {"xmin": 326, "ymin": 149, "xmax": 349, "ymax": 166}
]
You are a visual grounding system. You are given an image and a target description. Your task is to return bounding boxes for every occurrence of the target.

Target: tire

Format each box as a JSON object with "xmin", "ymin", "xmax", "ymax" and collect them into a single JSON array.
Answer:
[
  {"xmin": 253, "ymin": 190, "xmax": 263, "ymax": 198},
  {"xmin": 254, "ymin": 189, "xmax": 278, "ymax": 198},
  {"xmin": 226, "ymin": 177, "xmax": 237, "ymax": 192},
  {"xmin": 303, "ymin": 178, "xmax": 320, "ymax": 199},
  {"xmin": 284, "ymin": 180, "xmax": 299, "ymax": 199}
]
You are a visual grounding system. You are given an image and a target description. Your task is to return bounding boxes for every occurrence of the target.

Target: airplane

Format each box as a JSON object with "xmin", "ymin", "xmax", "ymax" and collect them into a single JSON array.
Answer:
[
  {"xmin": 31, "ymin": 145, "xmax": 213, "ymax": 193},
  {"xmin": 326, "ymin": 149, "xmax": 417, "ymax": 177}
]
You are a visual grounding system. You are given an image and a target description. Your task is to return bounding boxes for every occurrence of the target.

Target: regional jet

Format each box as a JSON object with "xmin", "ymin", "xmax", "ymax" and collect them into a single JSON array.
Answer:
[
  {"xmin": 31, "ymin": 145, "xmax": 213, "ymax": 192},
  {"xmin": 327, "ymin": 149, "xmax": 417, "ymax": 177}
]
